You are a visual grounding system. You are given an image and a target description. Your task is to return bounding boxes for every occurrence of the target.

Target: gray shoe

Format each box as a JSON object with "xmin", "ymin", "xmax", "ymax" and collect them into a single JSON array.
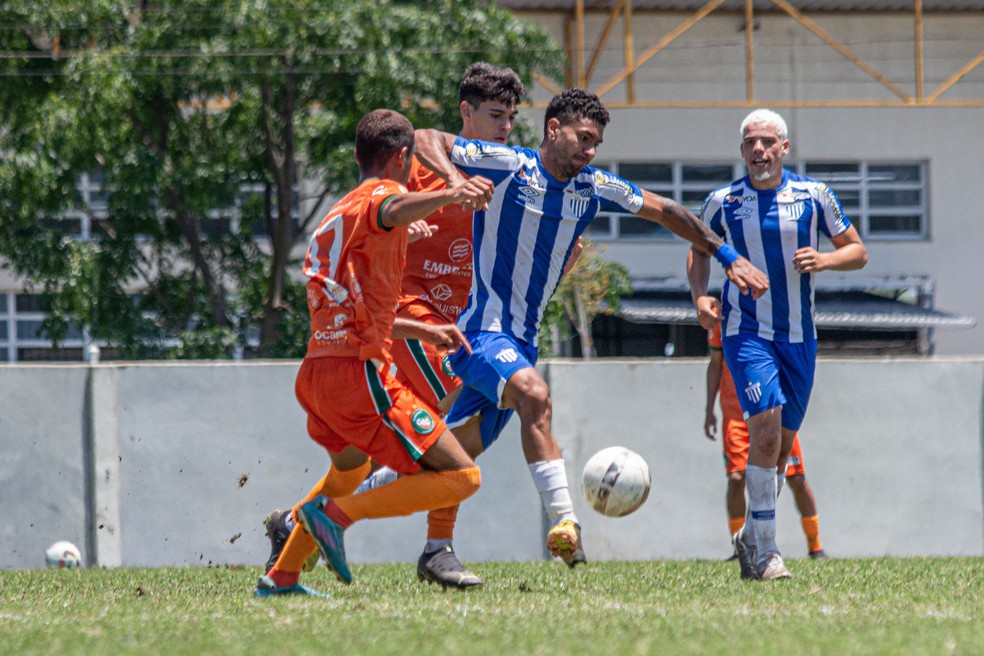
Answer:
[
  {"xmin": 417, "ymin": 546, "xmax": 484, "ymax": 590},
  {"xmin": 733, "ymin": 529, "xmax": 759, "ymax": 580},
  {"xmin": 262, "ymin": 509, "xmax": 318, "ymax": 573},
  {"xmin": 758, "ymin": 553, "xmax": 793, "ymax": 580}
]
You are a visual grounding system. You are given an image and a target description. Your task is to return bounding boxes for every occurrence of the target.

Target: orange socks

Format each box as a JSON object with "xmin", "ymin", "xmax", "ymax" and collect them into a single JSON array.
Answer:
[
  {"xmin": 427, "ymin": 505, "xmax": 460, "ymax": 541},
  {"xmin": 728, "ymin": 517, "xmax": 745, "ymax": 538},
  {"xmin": 290, "ymin": 460, "xmax": 373, "ymax": 521},
  {"xmin": 269, "ymin": 460, "xmax": 374, "ymax": 579},
  {"xmin": 801, "ymin": 515, "xmax": 822, "ymax": 552},
  {"xmin": 331, "ymin": 466, "xmax": 480, "ymax": 526}
]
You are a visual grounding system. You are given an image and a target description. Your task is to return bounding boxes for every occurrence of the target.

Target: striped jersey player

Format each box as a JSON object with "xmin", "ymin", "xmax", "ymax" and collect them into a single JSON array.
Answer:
[
  {"xmin": 701, "ymin": 171, "xmax": 852, "ymax": 343},
  {"xmin": 414, "ymin": 88, "xmax": 768, "ymax": 571}
]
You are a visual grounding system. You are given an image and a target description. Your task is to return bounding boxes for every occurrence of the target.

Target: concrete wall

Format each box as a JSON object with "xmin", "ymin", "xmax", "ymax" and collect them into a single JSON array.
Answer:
[{"xmin": 2, "ymin": 358, "xmax": 981, "ymax": 570}]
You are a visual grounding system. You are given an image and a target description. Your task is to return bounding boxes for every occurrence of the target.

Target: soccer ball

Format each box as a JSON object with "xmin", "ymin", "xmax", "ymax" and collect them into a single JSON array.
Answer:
[
  {"xmin": 45, "ymin": 541, "xmax": 82, "ymax": 569},
  {"xmin": 582, "ymin": 446, "xmax": 651, "ymax": 517}
]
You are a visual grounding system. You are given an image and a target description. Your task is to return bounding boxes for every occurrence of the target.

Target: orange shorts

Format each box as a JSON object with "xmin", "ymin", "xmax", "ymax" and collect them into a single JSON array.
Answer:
[
  {"xmin": 295, "ymin": 356, "xmax": 446, "ymax": 476},
  {"xmin": 390, "ymin": 303, "xmax": 462, "ymax": 411},
  {"xmin": 722, "ymin": 417, "xmax": 807, "ymax": 477}
]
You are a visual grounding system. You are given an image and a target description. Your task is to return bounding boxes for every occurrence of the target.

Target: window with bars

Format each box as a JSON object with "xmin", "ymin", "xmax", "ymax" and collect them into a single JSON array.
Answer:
[{"xmin": 587, "ymin": 160, "xmax": 927, "ymax": 241}]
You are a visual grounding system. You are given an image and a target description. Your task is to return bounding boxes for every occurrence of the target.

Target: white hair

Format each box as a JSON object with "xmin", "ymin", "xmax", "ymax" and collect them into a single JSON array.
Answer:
[{"xmin": 740, "ymin": 108, "xmax": 788, "ymax": 142}]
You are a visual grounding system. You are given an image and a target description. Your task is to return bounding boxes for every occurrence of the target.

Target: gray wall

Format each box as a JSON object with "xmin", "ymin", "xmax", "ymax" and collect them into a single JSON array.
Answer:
[{"xmin": 2, "ymin": 358, "xmax": 982, "ymax": 570}]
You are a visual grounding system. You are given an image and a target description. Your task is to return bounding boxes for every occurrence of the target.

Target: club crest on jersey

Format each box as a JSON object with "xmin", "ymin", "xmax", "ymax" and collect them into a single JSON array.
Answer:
[
  {"xmin": 410, "ymin": 409, "xmax": 436, "ymax": 435},
  {"xmin": 441, "ymin": 355, "xmax": 456, "ymax": 378},
  {"xmin": 565, "ymin": 187, "xmax": 593, "ymax": 217}
]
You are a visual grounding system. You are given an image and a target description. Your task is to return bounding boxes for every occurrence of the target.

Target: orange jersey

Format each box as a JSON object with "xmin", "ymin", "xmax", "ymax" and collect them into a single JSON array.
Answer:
[
  {"xmin": 708, "ymin": 323, "xmax": 743, "ymax": 420},
  {"xmin": 398, "ymin": 157, "xmax": 474, "ymax": 323},
  {"xmin": 302, "ymin": 178, "xmax": 408, "ymax": 365}
]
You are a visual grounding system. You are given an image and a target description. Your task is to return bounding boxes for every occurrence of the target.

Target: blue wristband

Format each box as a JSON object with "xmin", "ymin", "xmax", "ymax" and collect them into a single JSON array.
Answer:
[{"xmin": 713, "ymin": 244, "xmax": 740, "ymax": 267}]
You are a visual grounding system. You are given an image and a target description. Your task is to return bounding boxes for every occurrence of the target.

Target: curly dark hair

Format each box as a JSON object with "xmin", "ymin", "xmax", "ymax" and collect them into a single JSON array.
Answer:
[
  {"xmin": 459, "ymin": 62, "xmax": 525, "ymax": 109},
  {"xmin": 355, "ymin": 109, "xmax": 415, "ymax": 170},
  {"xmin": 543, "ymin": 88, "xmax": 610, "ymax": 135}
]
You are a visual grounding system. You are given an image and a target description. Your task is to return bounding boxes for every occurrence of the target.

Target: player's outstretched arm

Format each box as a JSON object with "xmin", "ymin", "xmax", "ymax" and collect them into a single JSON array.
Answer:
[
  {"xmin": 392, "ymin": 317, "xmax": 472, "ymax": 355},
  {"xmin": 381, "ymin": 177, "xmax": 494, "ymax": 229},
  {"xmin": 637, "ymin": 189, "xmax": 768, "ymax": 299}
]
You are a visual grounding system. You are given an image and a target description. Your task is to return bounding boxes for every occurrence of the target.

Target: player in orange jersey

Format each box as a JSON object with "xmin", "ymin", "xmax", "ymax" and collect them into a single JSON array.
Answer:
[
  {"xmin": 704, "ymin": 322, "xmax": 828, "ymax": 561},
  {"xmin": 255, "ymin": 109, "xmax": 495, "ymax": 597},
  {"xmin": 261, "ymin": 64, "xmax": 527, "ymax": 590}
]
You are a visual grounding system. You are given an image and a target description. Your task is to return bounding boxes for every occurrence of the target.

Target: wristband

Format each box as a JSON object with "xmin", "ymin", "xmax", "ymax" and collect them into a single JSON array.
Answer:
[{"xmin": 713, "ymin": 243, "xmax": 740, "ymax": 267}]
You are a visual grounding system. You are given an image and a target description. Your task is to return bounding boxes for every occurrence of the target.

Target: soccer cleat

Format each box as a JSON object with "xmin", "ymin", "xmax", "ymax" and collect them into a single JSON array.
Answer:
[
  {"xmin": 417, "ymin": 546, "xmax": 484, "ymax": 590},
  {"xmin": 808, "ymin": 548, "xmax": 830, "ymax": 560},
  {"xmin": 262, "ymin": 509, "xmax": 319, "ymax": 573},
  {"xmin": 758, "ymin": 553, "xmax": 793, "ymax": 580},
  {"xmin": 547, "ymin": 520, "xmax": 587, "ymax": 568},
  {"xmin": 297, "ymin": 497, "xmax": 352, "ymax": 585},
  {"xmin": 733, "ymin": 529, "xmax": 760, "ymax": 580},
  {"xmin": 354, "ymin": 466, "xmax": 399, "ymax": 494},
  {"xmin": 254, "ymin": 575, "xmax": 330, "ymax": 598}
]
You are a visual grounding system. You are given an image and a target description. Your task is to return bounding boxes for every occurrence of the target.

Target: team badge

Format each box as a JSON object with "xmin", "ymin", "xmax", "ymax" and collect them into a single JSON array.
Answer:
[
  {"xmin": 411, "ymin": 409, "xmax": 436, "ymax": 435},
  {"xmin": 441, "ymin": 355, "xmax": 456, "ymax": 378}
]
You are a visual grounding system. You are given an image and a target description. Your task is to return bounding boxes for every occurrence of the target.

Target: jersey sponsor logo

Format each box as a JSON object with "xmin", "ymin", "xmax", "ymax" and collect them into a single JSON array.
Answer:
[
  {"xmin": 313, "ymin": 328, "xmax": 347, "ymax": 342},
  {"xmin": 441, "ymin": 355, "xmax": 456, "ymax": 378},
  {"xmin": 517, "ymin": 186, "xmax": 541, "ymax": 204},
  {"xmin": 593, "ymin": 170, "xmax": 633, "ymax": 196},
  {"xmin": 495, "ymin": 347, "xmax": 519, "ymax": 364},
  {"xmin": 423, "ymin": 259, "xmax": 461, "ymax": 276},
  {"xmin": 725, "ymin": 194, "xmax": 756, "ymax": 204},
  {"xmin": 448, "ymin": 238, "xmax": 472, "ymax": 263},
  {"xmin": 744, "ymin": 381, "xmax": 763, "ymax": 404},
  {"xmin": 464, "ymin": 141, "xmax": 511, "ymax": 159},
  {"xmin": 750, "ymin": 508, "xmax": 776, "ymax": 520},
  {"xmin": 430, "ymin": 283, "xmax": 453, "ymax": 302},
  {"xmin": 410, "ymin": 409, "xmax": 437, "ymax": 435}
]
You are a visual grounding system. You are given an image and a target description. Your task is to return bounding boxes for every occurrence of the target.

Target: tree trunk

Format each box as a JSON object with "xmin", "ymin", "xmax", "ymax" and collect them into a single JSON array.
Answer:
[
  {"xmin": 258, "ymin": 59, "xmax": 298, "ymax": 355},
  {"xmin": 574, "ymin": 283, "xmax": 594, "ymax": 360}
]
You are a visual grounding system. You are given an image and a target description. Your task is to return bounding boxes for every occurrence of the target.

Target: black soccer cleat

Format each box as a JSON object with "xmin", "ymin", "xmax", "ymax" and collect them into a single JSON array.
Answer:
[{"xmin": 417, "ymin": 546, "xmax": 484, "ymax": 590}]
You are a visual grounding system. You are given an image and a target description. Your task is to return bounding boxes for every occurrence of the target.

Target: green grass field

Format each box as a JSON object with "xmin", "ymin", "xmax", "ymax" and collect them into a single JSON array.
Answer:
[{"xmin": 2, "ymin": 557, "xmax": 981, "ymax": 655}]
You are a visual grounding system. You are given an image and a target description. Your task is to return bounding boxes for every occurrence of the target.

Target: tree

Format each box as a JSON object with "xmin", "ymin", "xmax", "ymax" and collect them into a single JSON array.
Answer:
[
  {"xmin": 540, "ymin": 240, "xmax": 633, "ymax": 360},
  {"xmin": 0, "ymin": 0, "xmax": 563, "ymax": 359}
]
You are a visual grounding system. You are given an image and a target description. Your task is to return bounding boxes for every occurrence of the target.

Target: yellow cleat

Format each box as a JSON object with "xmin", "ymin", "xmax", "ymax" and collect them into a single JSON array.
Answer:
[{"xmin": 547, "ymin": 519, "xmax": 587, "ymax": 569}]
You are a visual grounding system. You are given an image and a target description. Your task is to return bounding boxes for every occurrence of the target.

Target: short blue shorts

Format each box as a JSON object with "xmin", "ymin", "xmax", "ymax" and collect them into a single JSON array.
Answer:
[
  {"xmin": 445, "ymin": 331, "xmax": 537, "ymax": 450},
  {"xmin": 722, "ymin": 334, "xmax": 817, "ymax": 431}
]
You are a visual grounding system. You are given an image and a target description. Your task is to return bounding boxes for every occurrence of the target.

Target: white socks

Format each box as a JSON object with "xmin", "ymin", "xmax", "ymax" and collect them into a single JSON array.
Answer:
[
  {"xmin": 529, "ymin": 460, "xmax": 577, "ymax": 526},
  {"xmin": 745, "ymin": 464, "xmax": 778, "ymax": 565}
]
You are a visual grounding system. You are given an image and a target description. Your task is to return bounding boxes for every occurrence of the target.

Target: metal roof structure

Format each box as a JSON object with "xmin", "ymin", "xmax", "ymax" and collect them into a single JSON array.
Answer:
[
  {"xmin": 499, "ymin": 1, "xmax": 984, "ymax": 11},
  {"xmin": 617, "ymin": 291, "xmax": 977, "ymax": 329},
  {"xmin": 496, "ymin": 0, "xmax": 984, "ymax": 108}
]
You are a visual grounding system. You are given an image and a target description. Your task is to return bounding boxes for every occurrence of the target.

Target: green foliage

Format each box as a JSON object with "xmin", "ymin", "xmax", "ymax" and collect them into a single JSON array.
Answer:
[
  {"xmin": 1, "ymin": 558, "xmax": 982, "ymax": 655},
  {"xmin": 540, "ymin": 240, "xmax": 633, "ymax": 358},
  {"xmin": 0, "ymin": 0, "xmax": 564, "ymax": 359}
]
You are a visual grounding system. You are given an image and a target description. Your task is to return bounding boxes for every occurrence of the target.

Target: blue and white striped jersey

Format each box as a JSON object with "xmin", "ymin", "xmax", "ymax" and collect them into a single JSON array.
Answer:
[
  {"xmin": 701, "ymin": 170, "xmax": 852, "ymax": 343},
  {"xmin": 450, "ymin": 136, "xmax": 644, "ymax": 346}
]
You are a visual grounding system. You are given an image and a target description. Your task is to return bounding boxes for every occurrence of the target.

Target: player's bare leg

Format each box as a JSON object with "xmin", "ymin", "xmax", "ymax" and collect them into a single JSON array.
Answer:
[{"xmin": 502, "ymin": 368, "xmax": 585, "ymax": 568}]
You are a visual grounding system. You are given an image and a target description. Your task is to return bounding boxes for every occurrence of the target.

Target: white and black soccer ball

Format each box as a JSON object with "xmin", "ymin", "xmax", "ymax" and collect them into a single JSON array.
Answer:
[
  {"xmin": 582, "ymin": 446, "xmax": 651, "ymax": 517},
  {"xmin": 45, "ymin": 541, "xmax": 82, "ymax": 569}
]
